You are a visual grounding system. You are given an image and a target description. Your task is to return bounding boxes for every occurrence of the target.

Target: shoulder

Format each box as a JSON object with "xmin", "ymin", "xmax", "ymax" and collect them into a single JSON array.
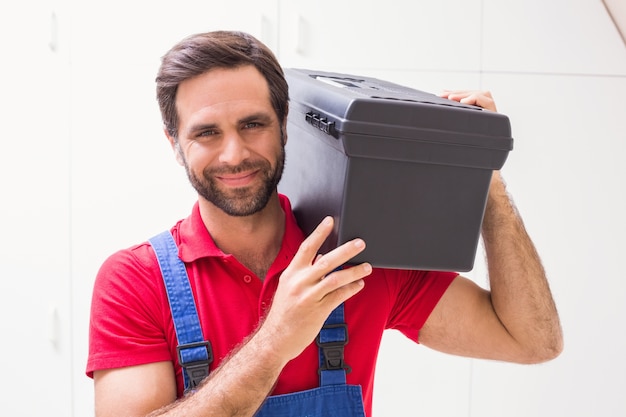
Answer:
[
  {"xmin": 93, "ymin": 241, "xmax": 165, "ymax": 304},
  {"xmin": 88, "ymin": 241, "xmax": 174, "ymax": 377},
  {"xmin": 349, "ymin": 267, "xmax": 456, "ymax": 313},
  {"xmin": 369, "ymin": 267, "xmax": 457, "ymax": 298},
  {"xmin": 360, "ymin": 268, "xmax": 458, "ymax": 338},
  {"xmin": 98, "ymin": 241, "xmax": 158, "ymax": 279}
]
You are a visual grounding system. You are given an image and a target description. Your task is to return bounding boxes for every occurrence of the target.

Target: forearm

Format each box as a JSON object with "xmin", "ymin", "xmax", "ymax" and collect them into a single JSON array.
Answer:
[
  {"xmin": 148, "ymin": 328, "xmax": 286, "ymax": 417},
  {"xmin": 481, "ymin": 172, "xmax": 563, "ymax": 362},
  {"xmin": 145, "ymin": 218, "xmax": 370, "ymax": 417}
]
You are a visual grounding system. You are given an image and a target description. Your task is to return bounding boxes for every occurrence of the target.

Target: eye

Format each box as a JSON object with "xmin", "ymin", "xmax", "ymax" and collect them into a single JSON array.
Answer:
[
  {"xmin": 244, "ymin": 121, "xmax": 262, "ymax": 129},
  {"xmin": 197, "ymin": 129, "xmax": 218, "ymax": 138}
]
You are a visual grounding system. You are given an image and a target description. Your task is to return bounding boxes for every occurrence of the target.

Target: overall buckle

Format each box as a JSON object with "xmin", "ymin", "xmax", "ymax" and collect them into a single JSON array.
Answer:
[
  {"xmin": 177, "ymin": 340, "xmax": 213, "ymax": 391},
  {"xmin": 317, "ymin": 323, "xmax": 351, "ymax": 373}
]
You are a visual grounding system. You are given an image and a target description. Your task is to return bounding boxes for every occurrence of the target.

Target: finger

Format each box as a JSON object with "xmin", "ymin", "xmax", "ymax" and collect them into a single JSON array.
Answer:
[
  {"xmin": 320, "ymin": 262, "xmax": 372, "ymax": 290},
  {"xmin": 439, "ymin": 89, "xmax": 467, "ymax": 98},
  {"xmin": 311, "ymin": 238, "xmax": 367, "ymax": 277},
  {"xmin": 291, "ymin": 216, "xmax": 335, "ymax": 267},
  {"xmin": 442, "ymin": 90, "xmax": 493, "ymax": 99},
  {"xmin": 460, "ymin": 93, "xmax": 497, "ymax": 111},
  {"xmin": 439, "ymin": 89, "xmax": 475, "ymax": 99},
  {"xmin": 318, "ymin": 263, "xmax": 371, "ymax": 305},
  {"xmin": 442, "ymin": 90, "xmax": 497, "ymax": 111}
]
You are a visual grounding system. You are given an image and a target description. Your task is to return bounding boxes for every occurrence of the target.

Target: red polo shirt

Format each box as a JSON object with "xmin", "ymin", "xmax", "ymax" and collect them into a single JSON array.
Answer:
[{"xmin": 87, "ymin": 195, "xmax": 457, "ymax": 415}]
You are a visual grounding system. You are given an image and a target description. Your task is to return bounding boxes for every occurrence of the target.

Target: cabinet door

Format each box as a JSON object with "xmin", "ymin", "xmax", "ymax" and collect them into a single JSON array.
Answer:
[
  {"xmin": 278, "ymin": 0, "xmax": 482, "ymax": 72},
  {"xmin": 0, "ymin": 2, "xmax": 72, "ymax": 416},
  {"xmin": 70, "ymin": 0, "xmax": 280, "ymax": 63}
]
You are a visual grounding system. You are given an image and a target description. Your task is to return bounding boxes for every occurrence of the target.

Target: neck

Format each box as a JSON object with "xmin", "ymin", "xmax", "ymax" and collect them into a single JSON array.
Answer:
[{"xmin": 198, "ymin": 193, "xmax": 285, "ymax": 279}]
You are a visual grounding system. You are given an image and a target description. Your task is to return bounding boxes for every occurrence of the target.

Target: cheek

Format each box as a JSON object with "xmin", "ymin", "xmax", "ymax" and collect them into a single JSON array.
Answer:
[
  {"xmin": 183, "ymin": 144, "xmax": 216, "ymax": 170},
  {"xmin": 174, "ymin": 143, "xmax": 185, "ymax": 166},
  {"xmin": 259, "ymin": 137, "xmax": 284, "ymax": 164}
]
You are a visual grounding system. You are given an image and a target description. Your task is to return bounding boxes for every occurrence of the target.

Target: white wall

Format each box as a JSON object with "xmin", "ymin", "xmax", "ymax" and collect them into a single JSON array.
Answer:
[{"xmin": 1, "ymin": 0, "xmax": 624, "ymax": 415}]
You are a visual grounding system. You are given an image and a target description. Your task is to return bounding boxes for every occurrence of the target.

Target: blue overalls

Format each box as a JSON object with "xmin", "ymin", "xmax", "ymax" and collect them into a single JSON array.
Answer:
[{"xmin": 149, "ymin": 231, "xmax": 367, "ymax": 417}]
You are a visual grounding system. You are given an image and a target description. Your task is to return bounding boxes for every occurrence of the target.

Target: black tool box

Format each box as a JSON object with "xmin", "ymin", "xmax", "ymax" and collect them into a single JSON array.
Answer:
[{"xmin": 278, "ymin": 69, "xmax": 513, "ymax": 272}]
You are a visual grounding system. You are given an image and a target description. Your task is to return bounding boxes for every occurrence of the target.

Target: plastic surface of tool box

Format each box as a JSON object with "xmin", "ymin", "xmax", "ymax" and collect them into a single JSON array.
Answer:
[{"xmin": 278, "ymin": 68, "xmax": 513, "ymax": 272}]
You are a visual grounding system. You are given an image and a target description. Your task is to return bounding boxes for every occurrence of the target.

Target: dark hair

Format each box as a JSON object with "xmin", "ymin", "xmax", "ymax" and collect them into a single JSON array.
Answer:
[{"xmin": 156, "ymin": 31, "xmax": 289, "ymax": 139}]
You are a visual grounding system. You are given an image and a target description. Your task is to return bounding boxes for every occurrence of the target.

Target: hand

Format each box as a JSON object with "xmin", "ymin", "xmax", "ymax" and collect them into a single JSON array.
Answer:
[
  {"xmin": 440, "ymin": 90, "xmax": 498, "ymax": 112},
  {"xmin": 260, "ymin": 216, "xmax": 372, "ymax": 362},
  {"xmin": 441, "ymin": 89, "xmax": 502, "ymax": 185}
]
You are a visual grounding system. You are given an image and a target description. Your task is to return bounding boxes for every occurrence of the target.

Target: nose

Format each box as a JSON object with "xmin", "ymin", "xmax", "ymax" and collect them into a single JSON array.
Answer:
[{"xmin": 219, "ymin": 131, "xmax": 250, "ymax": 166}]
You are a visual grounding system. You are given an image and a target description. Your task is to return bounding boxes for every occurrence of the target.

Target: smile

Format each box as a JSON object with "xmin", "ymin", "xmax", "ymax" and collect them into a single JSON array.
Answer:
[{"xmin": 216, "ymin": 170, "xmax": 260, "ymax": 187}]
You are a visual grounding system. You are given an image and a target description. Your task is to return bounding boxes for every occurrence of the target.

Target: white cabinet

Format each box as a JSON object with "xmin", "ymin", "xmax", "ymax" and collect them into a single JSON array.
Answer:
[
  {"xmin": 277, "ymin": 0, "xmax": 483, "ymax": 72},
  {"xmin": 0, "ymin": 1, "xmax": 72, "ymax": 416}
]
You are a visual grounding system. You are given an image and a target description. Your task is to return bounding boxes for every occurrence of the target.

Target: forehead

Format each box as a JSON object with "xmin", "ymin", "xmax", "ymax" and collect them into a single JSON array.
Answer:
[{"xmin": 176, "ymin": 65, "xmax": 274, "ymax": 127}]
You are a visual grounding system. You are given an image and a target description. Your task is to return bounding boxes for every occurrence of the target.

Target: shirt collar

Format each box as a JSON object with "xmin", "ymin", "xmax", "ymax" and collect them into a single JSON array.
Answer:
[{"xmin": 176, "ymin": 194, "xmax": 305, "ymax": 264}]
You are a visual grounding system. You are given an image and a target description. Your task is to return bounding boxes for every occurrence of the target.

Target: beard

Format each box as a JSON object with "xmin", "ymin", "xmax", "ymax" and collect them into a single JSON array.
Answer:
[{"xmin": 184, "ymin": 146, "xmax": 285, "ymax": 217}]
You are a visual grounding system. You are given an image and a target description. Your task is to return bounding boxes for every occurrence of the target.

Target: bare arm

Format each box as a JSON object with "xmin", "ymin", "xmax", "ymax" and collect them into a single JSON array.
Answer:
[
  {"xmin": 93, "ymin": 216, "xmax": 372, "ymax": 417},
  {"xmin": 94, "ymin": 362, "xmax": 177, "ymax": 417},
  {"xmin": 480, "ymin": 171, "xmax": 563, "ymax": 361},
  {"xmin": 420, "ymin": 91, "xmax": 563, "ymax": 363}
]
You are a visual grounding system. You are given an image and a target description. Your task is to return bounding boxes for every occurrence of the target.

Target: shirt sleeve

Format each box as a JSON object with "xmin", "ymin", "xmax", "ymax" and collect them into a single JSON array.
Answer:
[
  {"xmin": 384, "ymin": 268, "xmax": 458, "ymax": 343},
  {"xmin": 86, "ymin": 243, "xmax": 173, "ymax": 377}
]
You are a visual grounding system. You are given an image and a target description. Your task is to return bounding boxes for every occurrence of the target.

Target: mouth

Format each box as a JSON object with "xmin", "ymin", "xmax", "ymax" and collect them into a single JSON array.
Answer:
[{"xmin": 215, "ymin": 170, "xmax": 260, "ymax": 187}]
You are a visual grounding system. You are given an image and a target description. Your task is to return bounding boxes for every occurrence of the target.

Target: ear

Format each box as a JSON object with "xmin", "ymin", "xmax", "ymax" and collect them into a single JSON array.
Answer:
[
  {"xmin": 164, "ymin": 126, "xmax": 185, "ymax": 166},
  {"xmin": 281, "ymin": 120, "xmax": 288, "ymax": 146},
  {"xmin": 282, "ymin": 105, "xmax": 289, "ymax": 146}
]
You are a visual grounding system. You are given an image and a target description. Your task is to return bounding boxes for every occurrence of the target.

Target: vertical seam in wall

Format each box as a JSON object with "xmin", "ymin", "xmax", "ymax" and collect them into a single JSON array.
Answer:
[
  {"xmin": 68, "ymin": 73, "xmax": 75, "ymax": 417},
  {"xmin": 275, "ymin": 0, "xmax": 282, "ymax": 60},
  {"xmin": 479, "ymin": 0, "xmax": 485, "ymax": 90},
  {"xmin": 69, "ymin": 110, "xmax": 75, "ymax": 417},
  {"xmin": 66, "ymin": 8, "xmax": 76, "ymax": 415}
]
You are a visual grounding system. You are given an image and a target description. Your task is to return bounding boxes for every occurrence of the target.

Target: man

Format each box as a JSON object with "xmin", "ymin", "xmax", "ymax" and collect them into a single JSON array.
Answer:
[{"xmin": 87, "ymin": 31, "xmax": 563, "ymax": 417}]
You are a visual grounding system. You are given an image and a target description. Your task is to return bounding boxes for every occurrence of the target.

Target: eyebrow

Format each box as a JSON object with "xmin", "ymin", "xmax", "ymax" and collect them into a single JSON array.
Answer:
[
  {"xmin": 239, "ymin": 112, "xmax": 273, "ymax": 125},
  {"xmin": 186, "ymin": 122, "xmax": 218, "ymax": 136}
]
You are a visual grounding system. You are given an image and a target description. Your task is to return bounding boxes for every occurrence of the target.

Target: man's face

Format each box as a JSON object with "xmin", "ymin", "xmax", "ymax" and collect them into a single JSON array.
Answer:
[{"xmin": 171, "ymin": 65, "xmax": 286, "ymax": 216}]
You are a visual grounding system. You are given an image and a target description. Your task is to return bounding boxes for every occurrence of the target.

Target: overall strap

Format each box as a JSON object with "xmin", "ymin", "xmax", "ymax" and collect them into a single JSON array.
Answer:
[
  {"xmin": 317, "ymin": 303, "xmax": 350, "ymax": 386},
  {"xmin": 149, "ymin": 230, "xmax": 213, "ymax": 393}
]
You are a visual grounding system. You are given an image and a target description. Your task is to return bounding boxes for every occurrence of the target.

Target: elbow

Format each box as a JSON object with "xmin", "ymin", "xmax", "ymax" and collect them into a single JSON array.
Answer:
[
  {"xmin": 541, "ymin": 332, "xmax": 565, "ymax": 362},
  {"xmin": 517, "ymin": 330, "xmax": 564, "ymax": 364},
  {"xmin": 526, "ymin": 341, "xmax": 563, "ymax": 364},
  {"xmin": 537, "ymin": 321, "xmax": 565, "ymax": 363}
]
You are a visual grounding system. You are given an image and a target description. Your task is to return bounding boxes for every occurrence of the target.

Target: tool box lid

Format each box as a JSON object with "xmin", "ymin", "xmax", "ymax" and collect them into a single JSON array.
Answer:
[{"xmin": 285, "ymin": 68, "xmax": 513, "ymax": 169}]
